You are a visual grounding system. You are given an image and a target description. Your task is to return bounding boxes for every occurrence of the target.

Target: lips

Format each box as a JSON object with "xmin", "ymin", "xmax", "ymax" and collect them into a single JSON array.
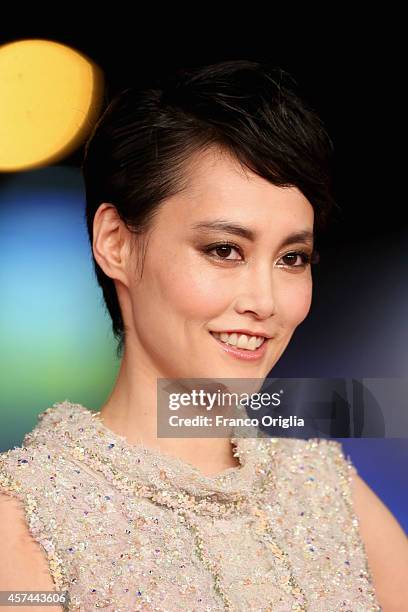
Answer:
[
  {"xmin": 209, "ymin": 331, "xmax": 270, "ymax": 362},
  {"xmin": 210, "ymin": 329, "xmax": 272, "ymax": 339},
  {"xmin": 211, "ymin": 331, "xmax": 265, "ymax": 350}
]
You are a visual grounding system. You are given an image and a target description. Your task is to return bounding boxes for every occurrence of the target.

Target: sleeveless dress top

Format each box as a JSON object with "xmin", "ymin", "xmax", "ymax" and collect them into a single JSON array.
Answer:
[{"xmin": 0, "ymin": 400, "xmax": 381, "ymax": 611}]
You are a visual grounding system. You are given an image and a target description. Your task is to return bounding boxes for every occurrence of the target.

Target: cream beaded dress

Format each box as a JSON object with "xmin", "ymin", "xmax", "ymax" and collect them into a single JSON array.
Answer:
[{"xmin": 0, "ymin": 400, "xmax": 381, "ymax": 611}]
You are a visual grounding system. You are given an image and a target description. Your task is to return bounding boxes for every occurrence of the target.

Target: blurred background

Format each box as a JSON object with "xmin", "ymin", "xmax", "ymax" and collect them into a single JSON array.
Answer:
[{"xmin": 0, "ymin": 20, "xmax": 406, "ymax": 532}]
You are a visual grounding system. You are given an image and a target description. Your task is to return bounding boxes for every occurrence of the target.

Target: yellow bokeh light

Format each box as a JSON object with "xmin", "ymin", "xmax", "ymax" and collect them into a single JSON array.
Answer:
[{"xmin": 0, "ymin": 38, "xmax": 104, "ymax": 172}]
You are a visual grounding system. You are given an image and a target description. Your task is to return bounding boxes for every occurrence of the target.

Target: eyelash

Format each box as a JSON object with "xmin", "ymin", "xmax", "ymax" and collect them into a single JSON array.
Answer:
[{"xmin": 203, "ymin": 241, "xmax": 320, "ymax": 269}]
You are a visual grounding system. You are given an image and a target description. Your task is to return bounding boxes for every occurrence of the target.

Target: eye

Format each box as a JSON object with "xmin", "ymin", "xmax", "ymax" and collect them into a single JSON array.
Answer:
[
  {"xmin": 204, "ymin": 242, "xmax": 243, "ymax": 261},
  {"xmin": 277, "ymin": 251, "xmax": 314, "ymax": 269}
]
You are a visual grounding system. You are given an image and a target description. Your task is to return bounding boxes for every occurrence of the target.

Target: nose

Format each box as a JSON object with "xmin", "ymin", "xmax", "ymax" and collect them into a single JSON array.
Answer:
[{"xmin": 233, "ymin": 261, "xmax": 276, "ymax": 320}]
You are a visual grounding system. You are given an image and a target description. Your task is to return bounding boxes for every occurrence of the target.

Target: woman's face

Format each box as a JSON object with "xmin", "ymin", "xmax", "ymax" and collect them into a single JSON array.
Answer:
[{"xmin": 122, "ymin": 147, "xmax": 314, "ymax": 381}]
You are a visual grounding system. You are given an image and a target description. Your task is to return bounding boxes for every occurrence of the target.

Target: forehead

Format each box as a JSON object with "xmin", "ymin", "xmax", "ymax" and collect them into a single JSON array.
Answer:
[{"xmin": 158, "ymin": 147, "xmax": 314, "ymax": 230}]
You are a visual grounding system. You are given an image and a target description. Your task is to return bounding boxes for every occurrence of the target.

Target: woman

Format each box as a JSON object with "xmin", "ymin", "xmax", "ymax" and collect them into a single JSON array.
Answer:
[{"xmin": 1, "ymin": 60, "xmax": 407, "ymax": 611}]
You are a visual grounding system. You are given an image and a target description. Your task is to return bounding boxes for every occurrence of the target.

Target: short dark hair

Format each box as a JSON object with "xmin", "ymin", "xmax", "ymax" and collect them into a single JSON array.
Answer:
[{"xmin": 81, "ymin": 59, "xmax": 337, "ymax": 359}]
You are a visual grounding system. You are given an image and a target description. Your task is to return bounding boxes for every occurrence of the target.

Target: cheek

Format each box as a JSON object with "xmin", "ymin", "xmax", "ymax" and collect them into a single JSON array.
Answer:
[
  {"xmin": 277, "ymin": 277, "xmax": 313, "ymax": 328},
  {"xmin": 156, "ymin": 263, "xmax": 229, "ymax": 319}
]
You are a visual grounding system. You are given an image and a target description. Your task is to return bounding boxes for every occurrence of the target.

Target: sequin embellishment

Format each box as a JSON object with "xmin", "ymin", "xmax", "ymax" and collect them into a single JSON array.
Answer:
[{"xmin": 0, "ymin": 400, "xmax": 381, "ymax": 611}]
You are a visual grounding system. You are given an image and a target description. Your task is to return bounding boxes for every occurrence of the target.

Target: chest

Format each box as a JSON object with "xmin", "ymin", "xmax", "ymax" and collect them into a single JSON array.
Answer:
[{"xmin": 53, "ymin": 490, "xmax": 377, "ymax": 611}]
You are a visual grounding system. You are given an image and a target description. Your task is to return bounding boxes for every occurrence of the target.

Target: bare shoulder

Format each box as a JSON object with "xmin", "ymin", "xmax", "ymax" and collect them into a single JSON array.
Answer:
[
  {"xmin": 350, "ymin": 472, "xmax": 408, "ymax": 611},
  {"xmin": 0, "ymin": 492, "xmax": 64, "ymax": 611}
]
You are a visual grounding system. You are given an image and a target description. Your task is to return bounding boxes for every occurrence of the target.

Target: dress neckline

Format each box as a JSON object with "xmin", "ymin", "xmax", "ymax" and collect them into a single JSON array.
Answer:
[
  {"xmin": 92, "ymin": 407, "xmax": 249, "ymax": 480},
  {"xmin": 30, "ymin": 400, "xmax": 276, "ymax": 516}
]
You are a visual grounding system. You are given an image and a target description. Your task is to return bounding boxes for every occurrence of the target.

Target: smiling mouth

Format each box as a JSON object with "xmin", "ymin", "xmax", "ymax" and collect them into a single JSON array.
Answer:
[
  {"xmin": 210, "ymin": 331, "xmax": 266, "ymax": 351},
  {"xmin": 209, "ymin": 330, "xmax": 270, "ymax": 360}
]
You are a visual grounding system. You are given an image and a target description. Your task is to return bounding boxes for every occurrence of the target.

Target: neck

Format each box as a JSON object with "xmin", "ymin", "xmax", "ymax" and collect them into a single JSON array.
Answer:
[{"xmin": 98, "ymin": 341, "xmax": 240, "ymax": 477}]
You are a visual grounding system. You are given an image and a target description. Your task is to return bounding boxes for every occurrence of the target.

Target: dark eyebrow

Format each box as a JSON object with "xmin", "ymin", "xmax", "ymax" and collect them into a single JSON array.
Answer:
[{"xmin": 191, "ymin": 219, "xmax": 314, "ymax": 247}]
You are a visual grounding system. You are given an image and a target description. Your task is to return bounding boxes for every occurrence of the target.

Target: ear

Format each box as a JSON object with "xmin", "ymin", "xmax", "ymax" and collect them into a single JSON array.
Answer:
[{"xmin": 92, "ymin": 203, "xmax": 132, "ymax": 288}]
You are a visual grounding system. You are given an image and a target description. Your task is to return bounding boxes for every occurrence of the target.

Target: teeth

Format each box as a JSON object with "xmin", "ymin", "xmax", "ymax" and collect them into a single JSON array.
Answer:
[{"xmin": 211, "ymin": 331, "xmax": 266, "ymax": 351}]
